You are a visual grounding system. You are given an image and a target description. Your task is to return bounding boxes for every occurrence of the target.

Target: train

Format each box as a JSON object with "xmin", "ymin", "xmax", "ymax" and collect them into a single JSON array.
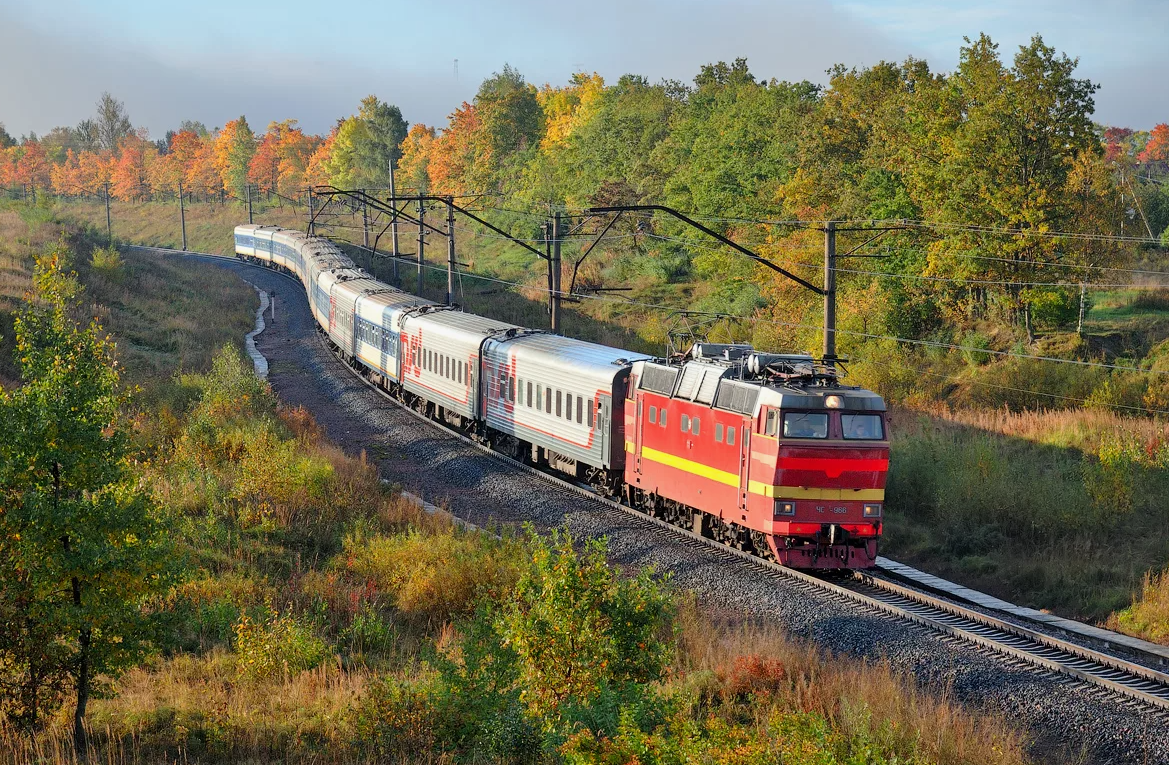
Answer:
[{"xmin": 234, "ymin": 224, "xmax": 890, "ymax": 570}]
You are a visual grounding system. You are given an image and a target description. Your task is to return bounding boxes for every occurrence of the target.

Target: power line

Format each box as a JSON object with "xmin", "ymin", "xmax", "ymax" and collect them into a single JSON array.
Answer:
[{"xmin": 394, "ymin": 258, "xmax": 1168, "ymax": 376}]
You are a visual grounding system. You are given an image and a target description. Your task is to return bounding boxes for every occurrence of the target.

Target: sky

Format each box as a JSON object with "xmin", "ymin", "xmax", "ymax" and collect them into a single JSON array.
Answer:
[{"xmin": 1, "ymin": 0, "xmax": 1166, "ymax": 140}]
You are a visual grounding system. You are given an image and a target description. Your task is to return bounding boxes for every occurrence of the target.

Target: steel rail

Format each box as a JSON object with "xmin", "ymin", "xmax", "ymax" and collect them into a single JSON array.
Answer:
[{"xmin": 131, "ymin": 244, "xmax": 1169, "ymax": 714}]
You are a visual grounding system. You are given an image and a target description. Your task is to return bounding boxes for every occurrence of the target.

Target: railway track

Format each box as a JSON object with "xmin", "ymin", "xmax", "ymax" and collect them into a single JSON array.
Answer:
[{"xmin": 139, "ymin": 246, "xmax": 1169, "ymax": 715}]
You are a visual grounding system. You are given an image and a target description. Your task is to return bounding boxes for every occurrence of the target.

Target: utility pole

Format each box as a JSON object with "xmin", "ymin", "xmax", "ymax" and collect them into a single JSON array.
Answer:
[
  {"xmin": 246, "ymin": 183, "xmax": 253, "ymax": 224},
  {"xmin": 416, "ymin": 195, "xmax": 425, "ymax": 295},
  {"xmin": 104, "ymin": 182, "xmax": 112, "ymax": 244},
  {"xmin": 551, "ymin": 211, "xmax": 562, "ymax": 333},
  {"xmin": 306, "ymin": 187, "xmax": 314, "ymax": 235},
  {"xmin": 446, "ymin": 196, "xmax": 456, "ymax": 305},
  {"xmin": 823, "ymin": 221, "xmax": 837, "ymax": 363},
  {"xmin": 361, "ymin": 189, "xmax": 370, "ymax": 249},
  {"xmin": 389, "ymin": 160, "xmax": 400, "ymax": 284},
  {"xmin": 179, "ymin": 181, "xmax": 187, "ymax": 251}
]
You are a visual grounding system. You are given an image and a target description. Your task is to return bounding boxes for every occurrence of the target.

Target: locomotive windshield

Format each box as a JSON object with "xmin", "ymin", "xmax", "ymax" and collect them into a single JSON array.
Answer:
[
  {"xmin": 782, "ymin": 412, "xmax": 829, "ymax": 438},
  {"xmin": 842, "ymin": 413, "xmax": 884, "ymax": 440}
]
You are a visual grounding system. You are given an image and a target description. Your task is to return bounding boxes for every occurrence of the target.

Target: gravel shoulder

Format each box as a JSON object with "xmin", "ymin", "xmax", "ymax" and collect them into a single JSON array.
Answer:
[{"xmin": 204, "ymin": 256, "xmax": 1169, "ymax": 765}]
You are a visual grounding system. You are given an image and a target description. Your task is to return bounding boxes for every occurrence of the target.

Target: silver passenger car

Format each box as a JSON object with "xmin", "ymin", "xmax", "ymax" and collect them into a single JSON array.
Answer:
[
  {"xmin": 482, "ymin": 333, "xmax": 651, "ymax": 470},
  {"xmin": 399, "ymin": 308, "xmax": 524, "ymax": 421}
]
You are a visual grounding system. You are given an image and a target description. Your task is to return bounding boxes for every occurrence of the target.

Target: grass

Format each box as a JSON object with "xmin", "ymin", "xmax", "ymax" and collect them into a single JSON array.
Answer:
[{"xmin": 1107, "ymin": 568, "xmax": 1169, "ymax": 645}]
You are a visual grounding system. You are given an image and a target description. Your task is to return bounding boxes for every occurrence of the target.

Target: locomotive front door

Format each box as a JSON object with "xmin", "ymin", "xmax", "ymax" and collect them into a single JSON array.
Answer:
[
  {"xmin": 633, "ymin": 397, "xmax": 643, "ymax": 474},
  {"xmin": 738, "ymin": 428, "xmax": 750, "ymax": 510}
]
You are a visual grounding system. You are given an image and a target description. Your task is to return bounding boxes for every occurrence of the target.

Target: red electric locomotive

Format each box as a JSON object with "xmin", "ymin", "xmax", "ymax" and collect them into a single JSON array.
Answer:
[{"xmin": 623, "ymin": 343, "xmax": 888, "ymax": 569}]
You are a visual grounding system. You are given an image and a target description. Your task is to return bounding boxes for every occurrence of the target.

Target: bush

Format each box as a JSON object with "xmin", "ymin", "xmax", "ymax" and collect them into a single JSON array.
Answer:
[
  {"xmin": 89, "ymin": 245, "xmax": 124, "ymax": 276},
  {"xmin": 1024, "ymin": 286, "xmax": 1079, "ymax": 328},
  {"xmin": 498, "ymin": 530, "xmax": 675, "ymax": 723},
  {"xmin": 342, "ymin": 527, "xmax": 524, "ymax": 623},
  {"xmin": 233, "ymin": 610, "xmax": 330, "ymax": 680}
]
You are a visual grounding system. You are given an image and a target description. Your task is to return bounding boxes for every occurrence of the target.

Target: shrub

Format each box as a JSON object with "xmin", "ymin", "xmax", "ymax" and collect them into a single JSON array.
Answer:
[
  {"xmin": 89, "ymin": 245, "xmax": 125, "ymax": 276},
  {"xmin": 498, "ymin": 530, "xmax": 675, "ymax": 723},
  {"xmin": 233, "ymin": 611, "xmax": 330, "ymax": 680},
  {"xmin": 342, "ymin": 527, "xmax": 524, "ymax": 623}
]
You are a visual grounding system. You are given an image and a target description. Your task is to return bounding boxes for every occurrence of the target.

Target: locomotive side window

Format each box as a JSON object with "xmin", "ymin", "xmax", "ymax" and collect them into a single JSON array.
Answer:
[
  {"xmin": 546, "ymin": 388, "xmax": 552, "ymax": 414},
  {"xmin": 715, "ymin": 423, "xmax": 723, "ymax": 442},
  {"xmin": 842, "ymin": 414, "xmax": 883, "ymax": 440},
  {"xmin": 727, "ymin": 426, "xmax": 736, "ymax": 445},
  {"xmin": 556, "ymin": 390, "xmax": 562, "ymax": 417},
  {"xmin": 783, "ymin": 412, "xmax": 829, "ymax": 439},
  {"xmin": 764, "ymin": 409, "xmax": 778, "ymax": 436},
  {"xmin": 565, "ymin": 393, "xmax": 573, "ymax": 418},
  {"xmin": 660, "ymin": 410, "xmax": 667, "ymax": 428},
  {"xmin": 527, "ymin": 381, "xmax": 533, "ymax": 406},
  {"xmin": 577, "ymin": 397, "xmax": 583, "ymax": 423},
  {"xmin": 587, "ymin": 401, "xmax": 595, "ymax": 428},
  {"xmin": 691, "ymin": 417, "xmax": 700, "ymax": 436},
  {"xmin": 649, "ymin": 406, "xmax": 657, "ymax": 424},
  {"xmin": 680, "ymin": 414, "xmax": 690, "ymax": 432}
]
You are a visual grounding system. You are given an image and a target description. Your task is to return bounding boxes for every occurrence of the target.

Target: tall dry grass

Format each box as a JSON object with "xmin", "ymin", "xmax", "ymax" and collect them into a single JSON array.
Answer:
[
  {"xmin": 1107, "ymin": 569, "xmax": 1169, "ymax": 645},
  {"xmin": 673, "ymin": 600, "xmax": 1031, "ymax": 765}
]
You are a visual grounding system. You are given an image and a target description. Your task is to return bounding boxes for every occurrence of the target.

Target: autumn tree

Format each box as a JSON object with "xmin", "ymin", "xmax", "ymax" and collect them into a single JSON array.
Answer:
[
  {"xmin": 0, "ymin": 245, "xmax": 172, "ymax": 752},
  {"xmin": 14, "ymin": 141, "xmax": 51, "ymax": 191},
  {"xmin": 1139, "ymin": 123, "xmax": 1169, "ymax": 163},
  {"xmin": 396, "ymin": 123, "xmax": 435, "ymax": 194},
  {"xmin": 0, "ymin": 122, "xmax": 16, "ymax": 149}
]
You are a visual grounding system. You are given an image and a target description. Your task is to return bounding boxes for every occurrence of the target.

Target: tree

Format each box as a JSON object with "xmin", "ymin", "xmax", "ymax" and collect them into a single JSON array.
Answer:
[
  {"xmin": 1139, "ymin": 123, "xmax": 1169, "ymax": 163},
  {"xmin": 14, "ymin": 141, "xmax": 51, "ymax": 191},
  {"xmin": 109, "ymin": 137, "xmax": 152, "ymax": 200},
  {"xmin": 213, "ymin": 116, "xmax": 257, "ymax": 198},
  {"xmin": 72, "ymin": 120, "xmax": 99, "ymax": 153},
  {"xmin": 94, "ymin": 92, "xmax": 133, "ymax": 152},
  {"xmin": 396, "ymin": 123, "xmax": 435, "ymax": 194},
  {"xmin": 0, "ymin": 122, "xmax": 15, "ymax": 149},
  {"xmin": 0, "ymin": 245, "xmax": 171, "ymax": 752},
  {"xmin": 353, "ymin": 95, "xmax": 408, "ymax": 185}
]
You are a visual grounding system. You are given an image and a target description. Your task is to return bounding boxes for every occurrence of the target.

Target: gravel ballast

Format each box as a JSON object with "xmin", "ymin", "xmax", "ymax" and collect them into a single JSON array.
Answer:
[{"xmin": 204, "ymin": 256, "xmax": 1169, "ymax": 765}]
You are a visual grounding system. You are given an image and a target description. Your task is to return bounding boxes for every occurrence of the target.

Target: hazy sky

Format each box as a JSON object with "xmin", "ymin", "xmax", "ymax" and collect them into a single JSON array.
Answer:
[{"xmin": 1, "ymin": 0, "xmax": 1166, "ymax": 140}]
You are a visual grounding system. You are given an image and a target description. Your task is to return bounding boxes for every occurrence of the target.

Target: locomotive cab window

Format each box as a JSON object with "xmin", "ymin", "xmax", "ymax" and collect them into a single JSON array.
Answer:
[
  {"xmin": 783, "ymin": 412, "xmax": 829, "ymax": 439},
  {"xmin": 764, "ymin": 409, "xmax": 778, "ymax": 436},
  {"xmin": 842, "ymin": 413, "xmax": 884, "ymax": 440}
]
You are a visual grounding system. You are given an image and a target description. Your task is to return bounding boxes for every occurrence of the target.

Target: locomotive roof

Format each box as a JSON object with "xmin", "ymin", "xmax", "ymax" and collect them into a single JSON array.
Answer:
[
  {"xmin": 633, "ymin": 357, "xmax": 886, "ymax": 415},
  {"xmin": 498, "ymin": 332, "xmax": 653, "ymax": 377}
]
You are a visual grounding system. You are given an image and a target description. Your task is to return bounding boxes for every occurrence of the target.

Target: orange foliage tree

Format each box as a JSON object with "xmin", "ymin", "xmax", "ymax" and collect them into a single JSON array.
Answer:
[
  {"xmin": 397, "ymin": 123, "xmax": 436, "ymax": 194},
  {"xmin": 427, "ymin": 103, "xmax": 481, "ymax": 195},
  {"xmin": 109, "ymin": 138, "xmax": 153, "ymax": 200},
  {"xmin": 15, "ymin": 142, "xmax": 52, "ymax": 191},
  {"xmin": 303, "ymin": 129, "xmax": 336, "ymax": 188},
  {"xmin": 50, "ymin": 149, "xmax": 82, "ymax": 196},
  {"xmin": 1139, "ymin": 123, "xmax": 1169, "ymax": 163}
]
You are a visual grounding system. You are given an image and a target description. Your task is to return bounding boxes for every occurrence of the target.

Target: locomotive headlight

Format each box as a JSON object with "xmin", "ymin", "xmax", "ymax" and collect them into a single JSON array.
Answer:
[
  {"xmin": 863, "ymin": 503, "xmax": 882, "ymax": 518},
  {"xmin": 774, "ymin": 501, "xmax": 796, "ymax": 517},
  {"xmin": 824, "ymin": 395, "xmax": 843, "ymax": 409}
]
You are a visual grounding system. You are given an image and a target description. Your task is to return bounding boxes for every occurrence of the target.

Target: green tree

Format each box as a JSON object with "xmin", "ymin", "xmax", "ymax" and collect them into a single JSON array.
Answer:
[
  {"xmin": 0, "ymin": 244, "xmax": 172, "ymax": 754},
  {"xmin": 354, "ymin": 95, "xmax": 408, "ymax": 186}
]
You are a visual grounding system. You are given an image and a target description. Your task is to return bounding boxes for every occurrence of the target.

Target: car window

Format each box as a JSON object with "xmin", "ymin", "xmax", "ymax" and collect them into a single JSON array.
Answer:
[
  {"xmin": 782, "ymin": 412, "xmax": 829, "ymax": 439},
  {"xmin": 842, "ymin": 413, "xmax": 884, "ymax": 440}
]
